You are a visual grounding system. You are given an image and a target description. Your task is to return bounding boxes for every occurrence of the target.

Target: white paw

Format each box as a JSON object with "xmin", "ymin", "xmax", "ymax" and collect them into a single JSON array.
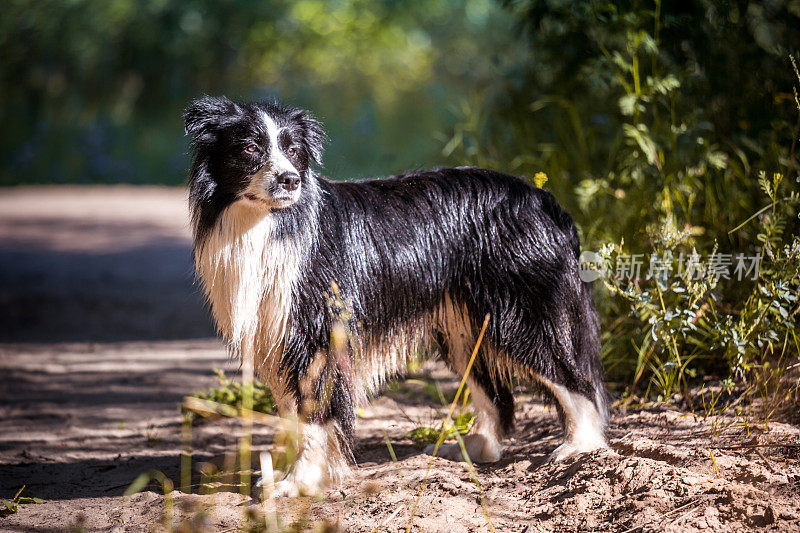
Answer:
[
  {"xmin": 258, "ymin": 464, "xmax": 325, "ymax": 498},
  {"xmin": 549, "ymin": 438, "xmax": 608, "ymax": 462},
  {"xmin": 272, "ymin": 478, "xmax": 302, "ymax": 497},
  {"xmin": 265, "ymin": 474, "xmax": 323, "ymax": 498}
]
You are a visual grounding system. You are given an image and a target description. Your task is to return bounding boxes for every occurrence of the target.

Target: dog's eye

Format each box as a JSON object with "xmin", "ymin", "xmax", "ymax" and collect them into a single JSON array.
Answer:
[
  {"xmin": 245, "ymin": 144, "xmax": 259, "ymax": 154},
  {"xmin": 286, "ymin": 147, "xmax": 297, "ymax": 158}
]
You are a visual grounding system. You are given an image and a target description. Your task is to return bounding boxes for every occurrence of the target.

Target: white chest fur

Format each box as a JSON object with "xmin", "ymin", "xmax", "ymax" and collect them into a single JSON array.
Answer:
[{"xmin": 194, "ymin": 204, "xmax": 301, "ymax": 388}]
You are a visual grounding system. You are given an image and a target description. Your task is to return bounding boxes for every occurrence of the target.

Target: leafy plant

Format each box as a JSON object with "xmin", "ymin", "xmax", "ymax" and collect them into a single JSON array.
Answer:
[
  {"xmin": 183, "ymin": 369, "xmax": 277, "ymax": 418},
  {"xmin": 598, "ymin": 166, "xmax": 800, "ymax": 405},
  {"xmin": 0, "ymin": 486, "xmax": 43, "ymax": 517},
  {"xmin": 406, "ymin": 411, "xmax": 475, "ymax": 448}
]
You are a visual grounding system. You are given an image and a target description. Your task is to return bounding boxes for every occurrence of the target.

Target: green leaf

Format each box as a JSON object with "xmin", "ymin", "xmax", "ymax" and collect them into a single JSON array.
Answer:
[
  {"xmin": 124, "ymin": 472, "xmax": 152, "ymax": 497},
  {"xmin": 706, "ymin": 151, "xmax": 728, "ymax": 170},
  {"xmin": 0, "ymin": 500, "xmax": 18, "ymax": 517},
  {"xmin": 405, "ymin": 426, "xmax": 440, "ymax": 448},
  {"xmin": 623, "ymin": 123, "xmax": 659, "ymax": 166},
  {"xmin": 16, "ymin": 497, "xmax": 44, "ymax": 505},
  {"xmin": 650, "ymin": 74, "xmax": 680, "ymax": 94}
]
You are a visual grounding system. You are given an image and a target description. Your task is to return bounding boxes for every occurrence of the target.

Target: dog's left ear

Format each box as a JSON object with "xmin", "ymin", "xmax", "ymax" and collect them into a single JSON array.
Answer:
[
  {"xmin": 291, "ymin": 109, "xmax": 326, "ymax": 167},
  {"xmin": 184, "ymin": 96, "xmax": 239, "ymax": 145}
]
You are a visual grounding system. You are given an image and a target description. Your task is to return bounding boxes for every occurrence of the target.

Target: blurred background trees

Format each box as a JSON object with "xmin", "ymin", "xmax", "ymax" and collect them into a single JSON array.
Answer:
[
  {"xmin": 2, "ymin": 0, "xmax": 799, "ymax": 405},
  {"xmin": 0, "ymin": 0, "xmax": 517, "ymax": 184}
]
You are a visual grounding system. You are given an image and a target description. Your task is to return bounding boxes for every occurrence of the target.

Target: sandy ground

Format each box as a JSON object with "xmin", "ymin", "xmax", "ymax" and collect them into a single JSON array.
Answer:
[
  {"xmin": 0, "ymin": 186, "xmax": 213, "ymax": 343},
  {"xmin": 1, "ymin": 186, "xmax": 800, "ymax": 532}
]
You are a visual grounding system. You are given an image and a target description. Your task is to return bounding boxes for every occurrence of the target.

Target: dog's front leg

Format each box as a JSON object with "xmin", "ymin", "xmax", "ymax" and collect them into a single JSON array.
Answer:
[
  {"xmin": 270, "ymin": 349, "xmax": 355, "ymax": 497},
  {"xmin": 272, "ymin": 419, "xmax": 350, "ymax": 497}
]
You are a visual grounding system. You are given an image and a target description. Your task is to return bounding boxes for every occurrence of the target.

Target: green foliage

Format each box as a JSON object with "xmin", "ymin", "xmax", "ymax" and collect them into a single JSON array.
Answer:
[
  {"xmin": 447, "ymin": 1, "xmax": 800, "ymax": 404},
  {"xmin": 0, "ymin": 0, "xmax": 517, "ymax": 184},
  {"xmin": 721, "ymin": 173, "xmax": 800, "ymax": 374},
  {"xmin": 600, "ymin": 169, "xmax": 800, "ymax": 401},
  {"xmin": 406, "ymin": 411, "xmax": 475, "ymax": 448},
  {"xmin": 405, "ymin": 380, "xmax": 475, "ymax": 448},
  {"xmin": 0, "ymin": 486, "xmax": 44, "ymax": 517},
  {"xmin": 450, "ymin": 0, "xmax": 800, "ymax": 247},
  {"xmin": 406, "ymin": 426, "xmax": 442, "ymax": 448},
  {"xmin": 184, "ymin": 369, "xmax": 276, "ymax": 417}
]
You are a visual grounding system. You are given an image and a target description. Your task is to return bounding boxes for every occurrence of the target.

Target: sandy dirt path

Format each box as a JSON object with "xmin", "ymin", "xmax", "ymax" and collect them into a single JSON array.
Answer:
[
  {"xmin": 1, "ymin": 186, "xmax": 799, "ymax": 532},
  {"xmin": 0, "ymin": 186, "xmax": 213, "ymax": 343}
]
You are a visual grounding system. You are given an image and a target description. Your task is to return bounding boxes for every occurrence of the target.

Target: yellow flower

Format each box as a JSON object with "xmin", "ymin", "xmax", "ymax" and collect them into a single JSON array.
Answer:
[{"xmin": 533, "ymin": 171, "xmax": 548, "ymax": 188}]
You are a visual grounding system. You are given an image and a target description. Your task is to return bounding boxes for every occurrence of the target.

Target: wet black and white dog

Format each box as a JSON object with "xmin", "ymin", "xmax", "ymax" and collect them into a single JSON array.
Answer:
[{"xmin": 184, "ymin": 96, "xmax": 607, "ymax": 495}]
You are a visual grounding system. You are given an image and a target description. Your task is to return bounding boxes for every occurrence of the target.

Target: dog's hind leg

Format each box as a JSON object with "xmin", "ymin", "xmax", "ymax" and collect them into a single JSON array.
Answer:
[
  {"xmin": 525, "ymin": 314, "xmax": 608, "ymax": 461},
  {"xmin": 543, "ymin": 285, "xmax": 609, "ymax": 461},
  {"xmin": 425, "ymin": 372, "xmax": 512, "ymax": 463},
  {"xmin": 491, "ymin": 265, "xmax": 607, "ymax": 461},
  {"xmin": 425, "ymin": 320, "xmax": 514, "ymax": 463},
  {"xmin": 536, "ymin": 374, "xmax": 607, "ymax": 461}
]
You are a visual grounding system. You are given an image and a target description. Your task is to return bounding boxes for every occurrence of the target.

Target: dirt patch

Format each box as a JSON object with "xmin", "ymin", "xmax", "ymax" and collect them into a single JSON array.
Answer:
[
  {"xmin": 302, "ymin": 387, "xmax": 800, "ymax": 532},
  {"xmin": 2, "ymin": 344, "xmax": 799, "ymax": 532}
]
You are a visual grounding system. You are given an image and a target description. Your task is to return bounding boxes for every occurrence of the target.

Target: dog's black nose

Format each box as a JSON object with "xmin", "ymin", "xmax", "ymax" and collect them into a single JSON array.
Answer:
[{"xmin": 276, "ymin": 172, "xmax": 301, "ymax": 191}]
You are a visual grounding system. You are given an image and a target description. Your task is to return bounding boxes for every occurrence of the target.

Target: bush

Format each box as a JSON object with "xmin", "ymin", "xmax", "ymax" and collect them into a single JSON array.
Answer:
[{"xmin": 446, "ymin": 1, "xmax": 800, "ymax": 406}]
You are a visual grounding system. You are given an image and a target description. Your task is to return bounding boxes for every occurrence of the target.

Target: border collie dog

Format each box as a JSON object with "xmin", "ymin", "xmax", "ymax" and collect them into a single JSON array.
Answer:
[{"xmin": 184, "ymin": 96, "xmax": 607, "ymax": 496}]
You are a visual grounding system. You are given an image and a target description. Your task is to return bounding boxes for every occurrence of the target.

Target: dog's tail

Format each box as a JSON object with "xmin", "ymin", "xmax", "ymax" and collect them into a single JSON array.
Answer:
[
  {"xmin": 575, "ymin": 279, "xmax": 607, "ymax": 423},
  {"xmin": 547, "ymin": 191, "xmax": 607, "ymax": 421},
  {"xmin": 537, "ymin": 186, "xmax": 606, "ymax": 419},
  {"xmin": 557, "ymin": 196, "xmax": 606, "ymax": 421}
]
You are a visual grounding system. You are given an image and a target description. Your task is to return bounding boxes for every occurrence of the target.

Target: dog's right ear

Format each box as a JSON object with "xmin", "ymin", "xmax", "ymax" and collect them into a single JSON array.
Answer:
[{"xmin": 183, "ymin": 96, "xmax": 238, "ymax": 143}]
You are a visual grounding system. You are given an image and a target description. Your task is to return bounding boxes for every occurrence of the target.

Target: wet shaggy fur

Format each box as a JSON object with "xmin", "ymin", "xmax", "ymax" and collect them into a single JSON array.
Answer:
[{"xmin": 184, "ymin": 96, "xmax": 607, "ymax": 493}]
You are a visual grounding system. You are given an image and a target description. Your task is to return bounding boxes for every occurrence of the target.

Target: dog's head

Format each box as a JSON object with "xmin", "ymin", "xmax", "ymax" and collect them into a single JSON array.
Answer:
[{"xmin": 184, "ymin": 96, "xmax": 325, "ymax": 213}]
